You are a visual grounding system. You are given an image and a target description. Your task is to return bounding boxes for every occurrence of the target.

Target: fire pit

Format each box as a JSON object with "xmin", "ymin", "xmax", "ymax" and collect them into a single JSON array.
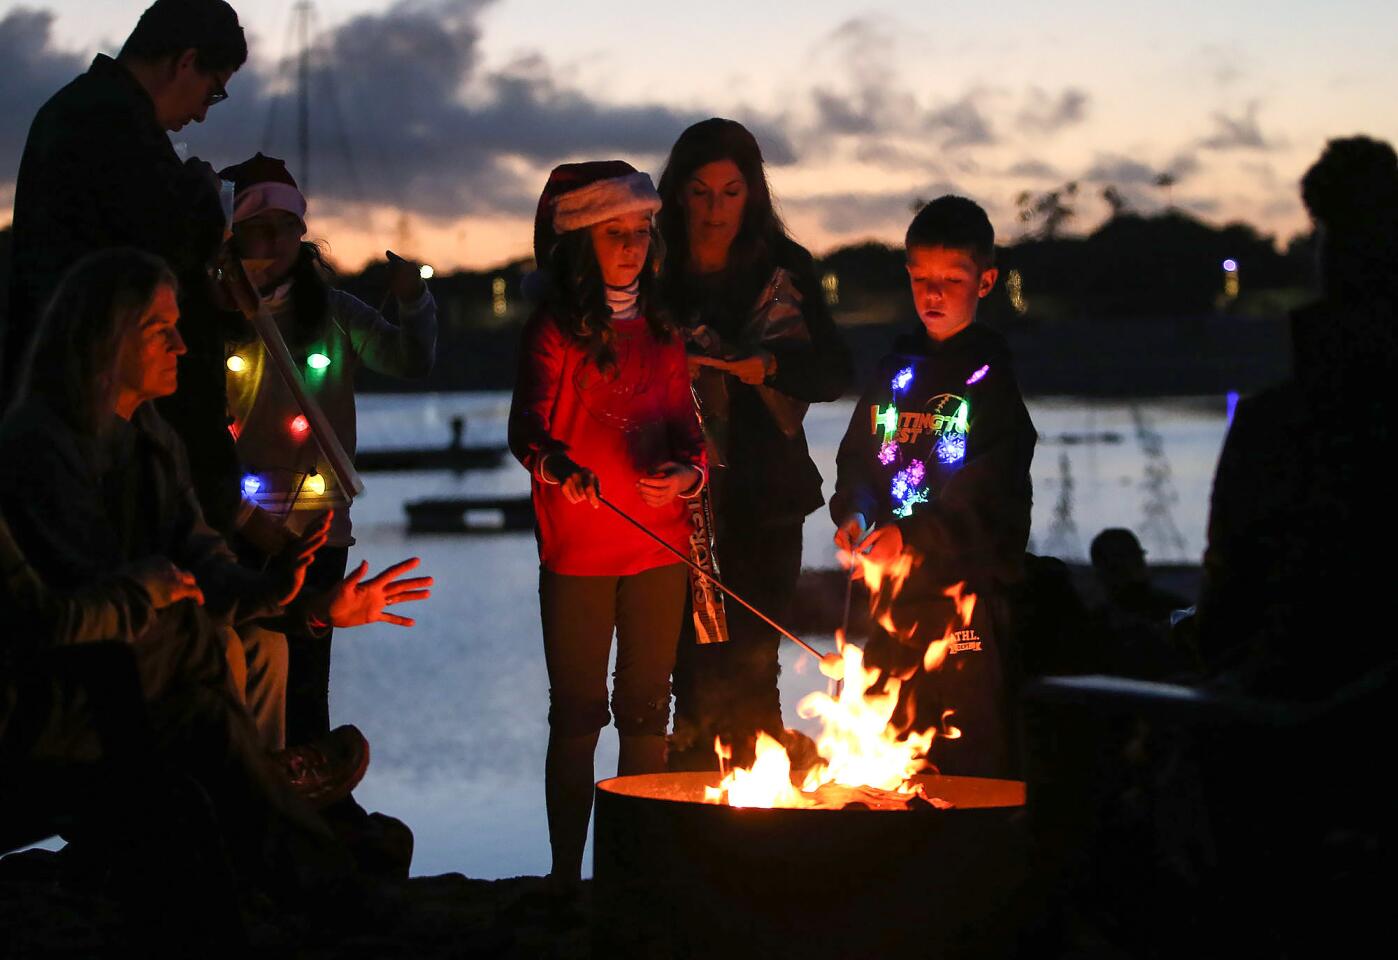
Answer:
[{"xmin": 593, "ymin": 771, "xmax": 1028, "ymax": 958}]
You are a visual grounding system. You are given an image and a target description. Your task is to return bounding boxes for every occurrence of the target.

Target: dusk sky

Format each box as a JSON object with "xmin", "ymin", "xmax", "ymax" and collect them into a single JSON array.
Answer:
[{"xmin": 3, "ymin": 0, "xmax": 1396, "ymax": 271}]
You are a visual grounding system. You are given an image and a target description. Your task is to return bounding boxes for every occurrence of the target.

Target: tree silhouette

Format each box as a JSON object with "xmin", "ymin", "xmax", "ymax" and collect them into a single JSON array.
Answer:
[{"xmin": 1018, "ymin": 182, "xmax": 1079, "ymax": 239}]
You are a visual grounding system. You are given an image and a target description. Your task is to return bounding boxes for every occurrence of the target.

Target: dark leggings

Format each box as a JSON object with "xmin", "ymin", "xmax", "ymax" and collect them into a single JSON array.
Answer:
[
  {"xmin": 672, "ymin": 521, "xmax": 804, "ymax": 763},
  {"xmin": 539, "ymin": 562, "xmax": 688, "ymax": 737},
  {"xmin": 538, "ymin": 562, "xmax": 687, "ymax": 882}
]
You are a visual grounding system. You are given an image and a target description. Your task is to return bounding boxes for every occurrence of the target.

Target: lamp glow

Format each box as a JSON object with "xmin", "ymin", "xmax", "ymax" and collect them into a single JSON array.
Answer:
[
  {"xmin": 1222, "ymin": 258, "xmax": 1238, "ymax": 273},
  {"xmin": 290, "ymin": 415, "xmax": 310, "ymax": 438},
  {"xmin": 304, "ymin": 472, "xmax": 326, "ymax": 496},
  {"xmin": 226, "ymin": 354, "xmax": 247, "ymax": 373},
  {"xmin": 306, "ymin": 352, "xmax": 331, "ymax": 370}
]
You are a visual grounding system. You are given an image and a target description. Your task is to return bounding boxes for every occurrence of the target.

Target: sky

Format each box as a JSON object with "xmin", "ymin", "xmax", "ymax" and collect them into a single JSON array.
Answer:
[{"xmin": 3, "ymin": 0, "xmax": 1397, "ymax": 271}]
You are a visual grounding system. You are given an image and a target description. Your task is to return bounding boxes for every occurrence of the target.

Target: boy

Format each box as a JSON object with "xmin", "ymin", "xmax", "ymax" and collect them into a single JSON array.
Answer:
[{"xmin": 831, "ymin": 196, "xmax": 1036, "ymax": 778}]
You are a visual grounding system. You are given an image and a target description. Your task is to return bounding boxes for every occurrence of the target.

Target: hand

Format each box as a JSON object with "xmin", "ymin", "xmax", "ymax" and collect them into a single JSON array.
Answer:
[
  {"xmin": 217, "ymin": 245, "xmax": 261, "ymax": 318},
  {"xmin": 833, "ymin": 513, "xmax": 869, "ymax": 556},
  {"xmin": 546, "ymin": 454, "xmax": 600, "ymax": 508},
  {"xmin": 319, "ymin": 557, "xmax": 433, "ymax": 628},
  {"xmin": 265, "ymin": 511, "xmax": 331, "ymax": 607},
  {"xmin": 185, "ymin": 158, "xmax": 220, "ymax": 193},
  {"xmin": 637, "ymin": 462, "xmax": 701, "ymax": 507},
  {"xmin": 129, "ymin": 557, "xmax": 204, "ymax": 608},
  {"xmin": 689, "ymin": 352, "xmax": 773, "ymax": 385},
  {"xmin": 386, "ymin": 250, "xmax": 426, "ymax": 303},
  {"xmin": 859, "ymin": 524, "xmax": 905, "ymax": 568}
]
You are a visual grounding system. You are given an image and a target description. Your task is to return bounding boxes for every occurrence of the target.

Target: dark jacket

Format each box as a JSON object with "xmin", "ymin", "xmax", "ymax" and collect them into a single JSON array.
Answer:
[
  {"xmin": 3, "ymin": 54, "xmax": 242, "ymax": 531},
  {"xmin": 831, "ymin": 322, "xmax": 1036, "ymax": 591},
  {"xmin": 670, "ymin": 239, "xmax": 852, "ymax": 528},
  {"xmin": 4, "ymin": 55, "xmax": 224, "ymax": 388},
  {"xmin": 0, "ymin": 399, "xmax": 280, "ymax": 626},
  {"xmin": 1198, "ymin": 299, "xmax": 1398, "ymax": 699}
]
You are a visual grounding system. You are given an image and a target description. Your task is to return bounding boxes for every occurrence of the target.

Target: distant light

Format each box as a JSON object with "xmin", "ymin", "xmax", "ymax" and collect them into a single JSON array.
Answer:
[
  {"xmin": 1222, "ymin": 258, "xmax": 1238, "ymax": 273},
  {"xmin": 492, "ymin": 276, "xmax": 508, "ymax": 317},
  {"xmin": 241, "ymin": 474, "xmax": 262, "ymax": 497},
  {"xmin": 226, "ymin": 354, "xmax": 247, "ymax": 373},
  {"xmin": 304, "ymin": 472, "xmax": 326, "ymax": 496},
  {"xmin": 306, "ymin": 352, "xmax": 331, "ymax": 370},
  {"xmin": 419, "ymin": 264, "xmax": 435, "ymax": 280},
  {"xmin": 290, "ymin": 414, "xmax": 310, "ymax": 438}
]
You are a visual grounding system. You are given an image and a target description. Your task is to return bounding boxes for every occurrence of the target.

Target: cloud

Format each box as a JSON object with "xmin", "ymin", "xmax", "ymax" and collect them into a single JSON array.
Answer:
[
  {"xmin": 925, "ymin": 92, "xmax": 997, "ymax": 149},
  {"xmin": 1005, "ymin": 158, "xmax": 1062, "ymax": 179},
  {"xmin": 1, "ymin": 1, "xmax": 787, "ymax": 223},
  {"xmin": 808, "ymin": 16, "xmax": 918, "ymax": 139},
  {"xmin": 1016, "ymin": 87, "xmax": 1089, "ymax": 136},
  {"xmin": 0, "ymin": 8, "xmax": 87, "ymax": 174},
  {"xmin": 1199, "ymin": 101, "xmax": 1277, "ymax": 150},
  {"xmin": 1083, "ymin": 151, "xmax": 1199, "ymax": 186},
  {"xmin": 787, "ymin": 181, "xmax": 964, "ymax": 234}
]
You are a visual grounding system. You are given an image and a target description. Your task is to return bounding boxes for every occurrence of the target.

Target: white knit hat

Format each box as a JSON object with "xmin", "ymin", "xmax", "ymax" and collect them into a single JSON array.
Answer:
[{"xmin": 551, "ymin": 170, "xmax": 661, "ymax": 234}]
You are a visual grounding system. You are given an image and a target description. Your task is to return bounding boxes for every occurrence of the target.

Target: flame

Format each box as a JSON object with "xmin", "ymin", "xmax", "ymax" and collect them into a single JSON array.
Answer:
[{"xmin": 703, "ymin": 546, "xmax": 977, "ymax": 809}]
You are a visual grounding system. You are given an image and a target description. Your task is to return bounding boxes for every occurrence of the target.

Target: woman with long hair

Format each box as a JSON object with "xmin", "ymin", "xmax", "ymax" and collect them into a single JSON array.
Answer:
[
  {"xmin": 657, "ymin": 118, "xmax": 852, "ymax": 768},
  {"xmin": 509, "ymin": 160, "xmax": 706, "ymax": 889}
]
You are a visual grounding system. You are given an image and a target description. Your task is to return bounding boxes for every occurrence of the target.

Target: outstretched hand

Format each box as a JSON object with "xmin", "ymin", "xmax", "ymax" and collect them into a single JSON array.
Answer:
[
  {"xmin": 324, "ymin": 557, "xmax": 433, "ymax": 628},
  {"xmin": 130, "ymin": 557, "xmax": 204, "ymax": 608}
]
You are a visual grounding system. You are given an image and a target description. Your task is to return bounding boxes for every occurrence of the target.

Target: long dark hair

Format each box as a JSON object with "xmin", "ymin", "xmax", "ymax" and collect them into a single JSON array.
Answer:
[
  {"xmin": 544, "ymin": 225, "xmax": 671, "ymax": 372},
  {"xmin": 657, "ymin": 117, "xmax": 796, "ymax": 312},
  {"xmin": 16, "ymin": 248, "xmax": 176, "ymax": 434}
]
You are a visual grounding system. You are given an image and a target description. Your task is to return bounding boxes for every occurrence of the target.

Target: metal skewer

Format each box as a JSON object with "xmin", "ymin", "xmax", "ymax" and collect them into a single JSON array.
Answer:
[{"xmin": 597, "ymin": 494, "xmax": 824, "ymax": 661}]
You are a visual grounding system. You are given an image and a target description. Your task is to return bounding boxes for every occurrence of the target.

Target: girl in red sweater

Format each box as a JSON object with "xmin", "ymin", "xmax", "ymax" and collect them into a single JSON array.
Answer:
[{"xmin": 509, "ymin": 161, "xmax": 706, "ymax": 887}]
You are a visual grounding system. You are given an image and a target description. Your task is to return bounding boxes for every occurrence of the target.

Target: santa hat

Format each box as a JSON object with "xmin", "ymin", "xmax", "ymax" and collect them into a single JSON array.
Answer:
[
  {"xmin": 532, "ymin": 160, "xmax": 661, "ymax": 263},
  {"xmin": 218, "ymin": 153, "xmax": 308, "ymax": 226}
]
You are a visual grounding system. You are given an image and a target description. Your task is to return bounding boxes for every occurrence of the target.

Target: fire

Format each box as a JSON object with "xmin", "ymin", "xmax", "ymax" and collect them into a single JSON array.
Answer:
[{"xmin": 702, "ymin": 546, "xmax": 977, "ymax": 808}]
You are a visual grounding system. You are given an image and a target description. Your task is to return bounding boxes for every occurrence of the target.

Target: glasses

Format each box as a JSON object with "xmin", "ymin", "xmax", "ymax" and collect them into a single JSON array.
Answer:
[{"xmin": 205, "ymin": 79, "xmax": 228, "ymax": 107}]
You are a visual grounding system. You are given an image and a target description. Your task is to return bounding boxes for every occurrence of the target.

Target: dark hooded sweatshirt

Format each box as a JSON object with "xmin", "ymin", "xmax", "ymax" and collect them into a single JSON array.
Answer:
[{"xmin": 831, "ymin": 321, "xmax": 1036, "ymax": 777}]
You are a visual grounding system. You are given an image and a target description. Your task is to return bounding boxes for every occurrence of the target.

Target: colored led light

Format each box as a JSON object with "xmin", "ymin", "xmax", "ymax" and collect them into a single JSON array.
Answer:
[
  {"xmin": 876, "ymin": 404, "xmax": 899, "ymax": 442},
  {"xmin": 891, "ymin": 366, "xmax": 914, "ymax": 392},
  {"xmin": 878, "ymin": 440, "xmax": 899, "ymax": 465},
  {"xmin": 241, "ymin": 474, "xmax": 262, "ymax": 496},
  {"xmin": 965, "ymin": 364, "xmax": 989, "ymax": 385},
  {"xmin": 304, "ymin": 472, "xmax": 326, "ymax": 496},
  {"xmin": 226, "ymin": 354, "xmax": 247, "ymax": 373},
  {"xmin": 306, "ymin": 352, "xmax": 331, "ymax": 370},
  {"xmin": 1222, "ymin": 258, "xmax": 1238, "ymax": 273},
  {"xmin": 936, "ymin": 433, "xmax": 966, "ymax": 464},
  {"xmin": 290, "ymin": 414, "xmax": 310, "ymax": 437}
]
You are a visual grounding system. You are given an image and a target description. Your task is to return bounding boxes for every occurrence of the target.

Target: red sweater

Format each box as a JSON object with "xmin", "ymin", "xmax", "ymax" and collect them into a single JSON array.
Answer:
[{"xmin": 509, "ymin": 308, "xmax": 706, "ymax": 576}]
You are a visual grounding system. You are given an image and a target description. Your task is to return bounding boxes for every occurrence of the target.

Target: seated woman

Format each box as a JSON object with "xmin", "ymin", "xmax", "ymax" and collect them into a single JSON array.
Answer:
[{"xmin": 0, "ymin": 248, "xmax": 432, "ymax": 767}]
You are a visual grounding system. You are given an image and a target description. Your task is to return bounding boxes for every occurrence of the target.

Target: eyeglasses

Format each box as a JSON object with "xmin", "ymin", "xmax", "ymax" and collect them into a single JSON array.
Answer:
[{"xmin": 205, "ymin": 79, "xmax": 228, "ymax": 107}]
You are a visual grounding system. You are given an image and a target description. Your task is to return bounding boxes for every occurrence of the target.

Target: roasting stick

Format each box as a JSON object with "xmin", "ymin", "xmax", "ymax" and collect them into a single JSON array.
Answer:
[{"xmin": 598, "ymin": 495, "xmax": 838, "ymax": 673}]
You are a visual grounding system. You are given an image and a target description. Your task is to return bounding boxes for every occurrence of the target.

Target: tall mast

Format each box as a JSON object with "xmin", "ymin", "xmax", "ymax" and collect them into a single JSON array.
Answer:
[{"xmin": 296, "ymin": 1, "xmax": 311, "ymax": 194}]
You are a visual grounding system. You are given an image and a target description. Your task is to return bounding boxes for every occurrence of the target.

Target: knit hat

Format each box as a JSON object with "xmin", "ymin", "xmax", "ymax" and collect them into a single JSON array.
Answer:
[
  {"xmin": 218, "ymin": 153, "xmax": 308, "ymax": 226},
  {"xmin": 532, "ymin": 160, "xmax": 661, "ymax": 263}
]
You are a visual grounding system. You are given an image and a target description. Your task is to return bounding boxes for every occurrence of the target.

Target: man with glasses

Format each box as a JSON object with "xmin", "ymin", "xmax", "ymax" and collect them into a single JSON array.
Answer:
[{"xmin": 3, "ymin": 1, "xmax": 247, "ymax": 456}]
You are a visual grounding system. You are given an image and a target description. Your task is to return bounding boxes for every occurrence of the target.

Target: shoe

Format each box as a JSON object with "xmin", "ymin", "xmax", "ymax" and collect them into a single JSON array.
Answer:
[{"xmin": 272, "ymin": 725, "xmax": 370, "ymax": 809}]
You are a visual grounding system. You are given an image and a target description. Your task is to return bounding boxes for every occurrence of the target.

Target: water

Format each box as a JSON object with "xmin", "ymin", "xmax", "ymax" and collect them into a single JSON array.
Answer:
[{"xmin": 337, "ymin": 392, "xmax": 1231, "ymax": 879}]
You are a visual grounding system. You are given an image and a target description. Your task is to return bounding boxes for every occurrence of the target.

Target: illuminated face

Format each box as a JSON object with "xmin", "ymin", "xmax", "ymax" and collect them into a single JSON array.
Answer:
[
  {"xmin": 154, "ymin": 50, "xmax": 232, "ymax": 131},
  {"xmin": 683, "ymin": 159, "xmax": 748, "ymax": 264},
  {"xmin": 233, "ymin": 210, "xmax": 306, "ymax": 290},
  {"xmin": 905, "ymin": 245, "xmax": 998, "ymax": 342},
  {"xmin": 114, "ymin": 283, "xmax": 185, "ymax": 409},
  {"xmin": 588, "ymin": 211, "xmax": 653, "ymax": 288}
]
